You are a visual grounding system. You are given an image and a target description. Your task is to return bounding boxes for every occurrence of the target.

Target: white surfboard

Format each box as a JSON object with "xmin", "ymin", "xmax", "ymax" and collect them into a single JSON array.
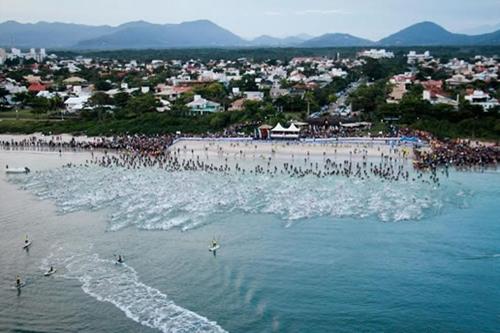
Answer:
[
  {"xmin": 44, "ymin": 269, "xmax": 57, "ymax": 276},
  {"xmin": 23, "ymin": 241, "xmax": 32, "ymax": 249},
  {"xmin": 13, "ymin": 283, "xmax": 25, "ymax": 290},
  {"xmin": 209, "ymin": 244, "xmax": 220, "ymax": 252}
]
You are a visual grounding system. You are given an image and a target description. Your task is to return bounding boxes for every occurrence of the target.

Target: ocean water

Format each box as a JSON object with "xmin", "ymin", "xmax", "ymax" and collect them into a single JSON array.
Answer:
[{"xmin": 0, "ymin": 150, "xmax": 499, "ymax": 333}]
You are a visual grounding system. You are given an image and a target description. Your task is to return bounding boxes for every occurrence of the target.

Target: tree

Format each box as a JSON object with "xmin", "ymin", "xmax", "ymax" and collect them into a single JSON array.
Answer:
[
  {"xmin": 89, "ymin": 92, "xmax": 112, "ymax": 107},
  {"xmin": 194, "ymin": 83, "xmax": 227, "ymax": 102},
  {"xmin": 95, "ymin": 80, "xmax": 113, "ymax": 91},
  {"xmin": 113, "ymin": 92, "xmax": 130, "ymax": 108},
  {"xmin": 126, "ymin": 94, "xmax": 158, "ymax": 114}
]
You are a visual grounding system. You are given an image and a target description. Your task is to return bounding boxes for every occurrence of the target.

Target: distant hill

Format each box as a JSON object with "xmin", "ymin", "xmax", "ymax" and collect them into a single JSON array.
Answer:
[
  {"xmin": 378, "ymin": 21, "xmax": 500, "ymax": 46},
  {"xmin": 250, "ymin": 34, "xmax": 311, "ymax": 47},
  {"xmin": 0, "ymin": 20, "xmax": 499, "ymax": 50},
  {"xmin": 0, "ymin": 21, "xmax": 115, "ymax": 48},
  {"xmin": 301, "ymin": 33, "xmax": 374, "ymax": 47},
  {"xmin": 75, "ymin": 20, "xmax": 245, "ymax": 49}
]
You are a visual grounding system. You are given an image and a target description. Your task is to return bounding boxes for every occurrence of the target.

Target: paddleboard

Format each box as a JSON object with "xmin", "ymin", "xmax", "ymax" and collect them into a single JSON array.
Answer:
[
  {"xmin": 44, "ymin": 269, "xmax": 57, "ymax": 276},
  {"xmin": 6, "ymin": 168, "xmax": 29, "ymax": 175},
  {"xmin": 12, "ymin": 283, "xmax": 25, "ymax": 290},
  {"xmin": 209, "ymin": 245, "xmax": 220, "ymax": 252},
  {"xmin": 23, "ymin": 241, "xmax": 32, "ymax": 249}
]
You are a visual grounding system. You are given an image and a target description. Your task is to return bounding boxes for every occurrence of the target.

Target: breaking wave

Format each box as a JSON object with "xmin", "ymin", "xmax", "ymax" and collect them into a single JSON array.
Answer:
[
  {"xmin": 43, "ymin": 248, "xmax": 226, "ymax": 333},
  {"xmin": 12, "ymin": 166, "xmax": 468, "ymax": 231}
]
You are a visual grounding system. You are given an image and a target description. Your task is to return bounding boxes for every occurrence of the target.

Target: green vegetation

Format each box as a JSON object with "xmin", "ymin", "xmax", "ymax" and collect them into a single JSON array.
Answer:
[
  {"xmin": 350, "ymin": 79, "xmax": 500, "ymax": 139},
  {"xmin": 56, "ymin": 46, "xmax": 500, "ymax": 63}
]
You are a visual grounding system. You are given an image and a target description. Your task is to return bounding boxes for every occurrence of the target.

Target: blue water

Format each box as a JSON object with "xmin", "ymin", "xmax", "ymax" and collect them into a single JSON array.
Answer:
[{"xmin": 0, "ymin": 151, "xmax": 499, "ymax": 332}]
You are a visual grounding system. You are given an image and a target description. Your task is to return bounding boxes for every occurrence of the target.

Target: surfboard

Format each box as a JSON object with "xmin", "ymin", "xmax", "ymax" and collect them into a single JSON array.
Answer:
[
  {"xmin": 209, "ymin": 244, "xmax": 220, "ymax": 252},
  {"xmin": 44, "ymin": 269, "xmax": 57, "ymax": 276},
  {"xmin": 12, "ymin": 283, "xmax": 25, "ymax": 290},
  {"xmin": 23, "ymin": 241, "xmax": 32, "ymax": 249}
]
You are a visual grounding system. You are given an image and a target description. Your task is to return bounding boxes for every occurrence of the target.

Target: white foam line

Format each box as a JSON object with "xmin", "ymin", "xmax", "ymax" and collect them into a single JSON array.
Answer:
[{"xmin": 51, "ymin": 253, "xmax": 227, "ymax": 333}]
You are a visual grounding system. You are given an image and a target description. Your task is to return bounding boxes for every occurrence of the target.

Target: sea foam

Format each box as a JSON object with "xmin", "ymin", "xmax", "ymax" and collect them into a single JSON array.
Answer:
[
  {"xmin": 43, "ymin": 249, "xmax": 227, "ymax": 333},
  {"xmin": 11, "ymin": 165, "xmax": 466, "ymax": 231}
]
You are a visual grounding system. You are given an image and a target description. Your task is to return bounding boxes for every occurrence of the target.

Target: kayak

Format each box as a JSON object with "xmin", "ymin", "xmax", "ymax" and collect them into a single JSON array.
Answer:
[
  {"xmin": 209, "ymin": 245, "xmax": 220, "ymax": 252},
  {"xmin": 23, "ymin": 241, "xmax": 32, "ymax": 249},
  {"xmin": 44, "ymin": 269, "xmax": 57, "ymax": 276},
  {"xmin": 6, "ymin": 168, "xmax": 30, "ymax": 174}
]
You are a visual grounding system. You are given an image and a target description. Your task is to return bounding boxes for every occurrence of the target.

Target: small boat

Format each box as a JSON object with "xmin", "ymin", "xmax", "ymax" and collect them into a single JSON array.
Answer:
[{"xmin": 6, "ymin": 167, "xmax": 30, "ymax": 174}]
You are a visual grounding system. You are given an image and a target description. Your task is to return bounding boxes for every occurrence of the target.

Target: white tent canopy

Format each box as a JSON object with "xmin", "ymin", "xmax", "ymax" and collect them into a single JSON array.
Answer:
[
  {"xmin": 271, "ymin": 123, "xmax": 287, "ymax": 132},
  {"xmin": 287, "ymin": 123, "xmax": 300, "ymax": 132},
  {"xmin": 270, "ymin": 123, "xmax": 300, "ymax": 139}
]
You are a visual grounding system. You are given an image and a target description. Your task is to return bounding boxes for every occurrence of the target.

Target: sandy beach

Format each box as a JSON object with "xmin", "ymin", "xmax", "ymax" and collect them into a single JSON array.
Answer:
[{"xmin": 170, "ymin": 138, "xmax": 415, "ymax": 162}]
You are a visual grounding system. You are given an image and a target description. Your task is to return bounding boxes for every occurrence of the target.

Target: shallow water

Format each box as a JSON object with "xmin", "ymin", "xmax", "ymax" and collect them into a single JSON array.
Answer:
[{"xmin": 1, "ymin": 151, "xmax": 499, "ymax": 333}]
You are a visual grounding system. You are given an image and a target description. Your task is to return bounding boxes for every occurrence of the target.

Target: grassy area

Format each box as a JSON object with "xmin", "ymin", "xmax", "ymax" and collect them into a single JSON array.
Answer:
[
  {"xmin": 0, "ymin": 112, "xmax": 498, "ymax": 140},
  {"xmin": 0, "ymin": 113, "xmax": 225, "ymax": 136},
  {"xmin": 0, "ymin": 109, "xmax": 61, "ymax": 120}
]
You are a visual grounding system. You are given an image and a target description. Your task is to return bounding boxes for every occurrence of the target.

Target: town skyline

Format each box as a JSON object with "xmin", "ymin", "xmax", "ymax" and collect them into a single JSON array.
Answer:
[{"xmin": 1, "ymin": 0, "xmax": 499, "ymax": 40}]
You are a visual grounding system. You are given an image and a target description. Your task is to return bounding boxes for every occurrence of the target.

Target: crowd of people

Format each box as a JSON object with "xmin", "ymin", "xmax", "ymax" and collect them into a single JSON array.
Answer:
[
  {"xmin": 84, "ymin": 141, "xmax": 444, "ymax": 186},
  {"xmin": 0, "ymin": 134, "xmax": 177, "ymax": 155},
  {"xmin": 1, "ymin": 132, "xmax": 498, "ymax": 175},
  {"xmin": 414, "ymin": 140, "xmax": 499, "ymax": 171}
]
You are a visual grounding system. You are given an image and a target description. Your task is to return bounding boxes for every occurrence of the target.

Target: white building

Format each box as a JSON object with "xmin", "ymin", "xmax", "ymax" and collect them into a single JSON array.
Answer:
[
  {"xmin": 0, "ymin": 48, "xmax": 6, "ymax": 65},
  {"xmin": 244, "ymin": 91, "xmax": 264, "ymax": 101},
  {"xmin": 407, "ymin": 51, "xmax": 432, "ymax": 64},
  {"xmin": 358, "ymin": 49, "xmax": 394, "ymax": 59},
  {"xmin": 186, "ymin": 95, "xmax": 221, "ymax": 115},
  {"xmin": 10, "ymin": 48, "xmax": 21, "ymax": 58},
  {"xmin": 64, "ymin": 96, "xmax": 90, "ymax": 113},
  {"xmin": 464, "ymin": 90, "xmax": 499, "ymax": 111}
]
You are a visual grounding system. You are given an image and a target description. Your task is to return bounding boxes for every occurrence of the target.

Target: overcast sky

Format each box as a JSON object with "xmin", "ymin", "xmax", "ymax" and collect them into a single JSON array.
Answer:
[{"xmin": 1, "ymin": 0, "xmax": 499, "ymax": 40}]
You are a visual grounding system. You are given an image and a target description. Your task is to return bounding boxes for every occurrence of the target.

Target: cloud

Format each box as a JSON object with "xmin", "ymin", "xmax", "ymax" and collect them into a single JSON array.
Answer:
[
  {"xmin": 264, "ymin": 9, "xmax": 347, "ymax": 17},
  {"xmin": 264, "ymin": 11, "xmax": 286, "ymax": 16},
  {"xmin": 295, "ymin": 9, "xmax": 347, "ymax": 15}
]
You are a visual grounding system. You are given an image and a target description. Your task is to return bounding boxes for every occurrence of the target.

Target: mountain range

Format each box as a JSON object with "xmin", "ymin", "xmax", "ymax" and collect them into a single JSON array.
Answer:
[{"xmin": 0, "ymin": 20, "xmax": 499, "ymax": 50}]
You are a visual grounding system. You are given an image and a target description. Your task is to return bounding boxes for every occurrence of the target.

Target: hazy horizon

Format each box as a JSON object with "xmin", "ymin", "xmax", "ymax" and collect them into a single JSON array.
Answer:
[{"xmin": 0, "ymin": 0, "xmax": 499, "ymax": 40}]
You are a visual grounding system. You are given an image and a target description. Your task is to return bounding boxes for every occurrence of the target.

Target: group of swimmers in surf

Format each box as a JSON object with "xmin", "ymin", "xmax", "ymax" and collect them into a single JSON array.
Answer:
[{"xmin": 81, "ymin": 142, "xmax": 445, "ymax": 187}]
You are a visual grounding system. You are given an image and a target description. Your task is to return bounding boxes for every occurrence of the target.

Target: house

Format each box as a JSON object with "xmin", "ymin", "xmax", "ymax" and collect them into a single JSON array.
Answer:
[
  {"xmin": 358, "ymin": 49, "xmax": 394, "ymax": 59},
  {"xmin": 270, "ymin": 84, "xmax": 289, "ymax": 99},
  {"xmin": 36, "ymin": 91, "xmax": 57, "ymax": 99},
  {"xmin": 156, "ymin": 99, "xmax": 171, "ymax": 113},
  {"xmin": 423, "ymin": 90, "xmax": 458, "ymax": 108},
  {"xmin": 186, "ymin": 95, "xmax": 221, "ymax": 115},
  {"xmin": 64, "ymin": 95, "xmax": 90, "ymax": 113},
  {"xmin": 464, "ymin": 90, "xmax": 499, "ymax": 111},
  {"xmin": 23, "ymin": 75, "xmax": 42, "ymax": 84},
  {"xmin": 387, "ymin": 82, "xmax": 407, "ymax": 104},
  {"xmin": 446, "ymin": 74, "xmax": 471, "ymax": 86},
  {"xmin": 63, "ymin": 76, "xmax": 87, "ymax": 85},
  {"xmin": 244, "ymin": 91, "xmax": 264, "ymax": 101},
  {"xmin": 155, "ymin": 86, "xmax": 192, "ymax": 100},
  {"xmin": 229, "ymin": 98, "xmax": 246, "ymax": 111},
  {"xmin": 28, "ymin": 82, "xmax": 47, "ymax": 93},
  {"xmin": 407, "ymin": 51, "xmax": 432, "ymax": 64}
]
